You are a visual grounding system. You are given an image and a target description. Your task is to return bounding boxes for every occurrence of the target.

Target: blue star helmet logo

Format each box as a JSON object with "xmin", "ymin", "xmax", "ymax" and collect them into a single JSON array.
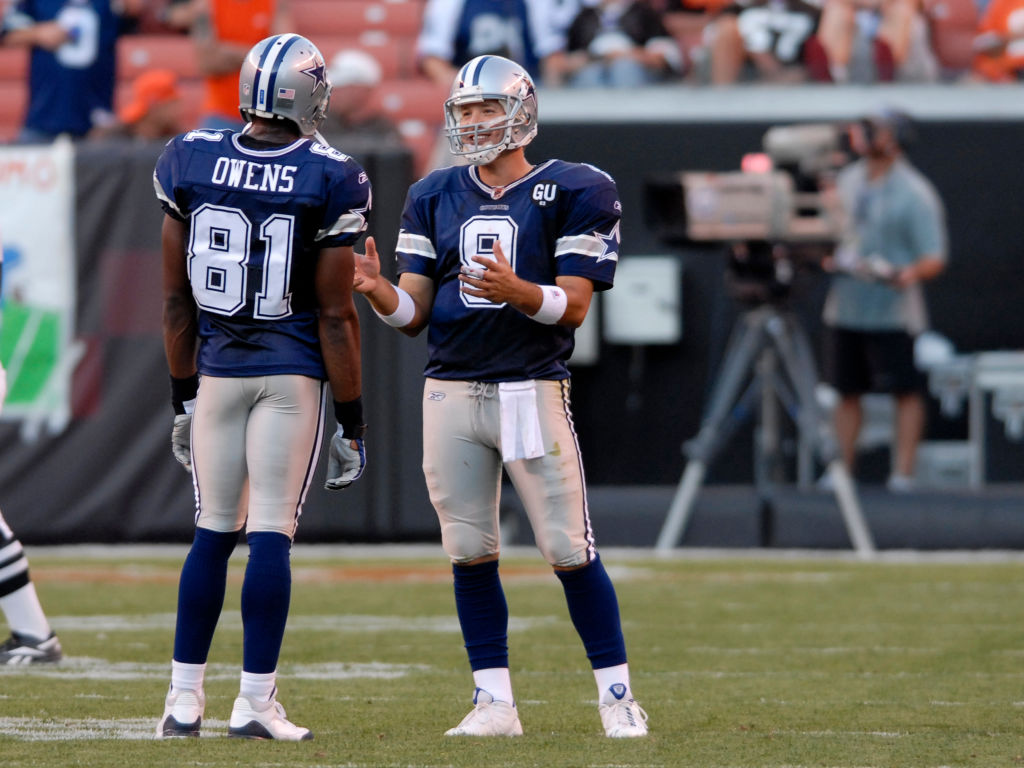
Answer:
[{"xmin": 300, "ymin": 59, "xmax": 329, "ymax": 95}]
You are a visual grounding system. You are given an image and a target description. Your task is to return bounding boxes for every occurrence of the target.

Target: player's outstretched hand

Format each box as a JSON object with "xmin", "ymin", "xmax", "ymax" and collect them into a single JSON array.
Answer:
[
  {"xmin": 325, "ymin": 428, "xmax": 366, "ymax": 490},
  {"xmin": 353, "ymin": 236, "xmax": 381, "ymax": 295},
  {"xmin": 171, "ymin": 414, "xmax": 192, "ymax": 472}
]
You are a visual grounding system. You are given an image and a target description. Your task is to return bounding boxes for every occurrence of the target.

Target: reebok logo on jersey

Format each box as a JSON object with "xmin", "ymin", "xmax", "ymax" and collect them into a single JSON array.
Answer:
[{"xmin": 530, "ymin": 181, "xmax": 559, "ymax": 208}]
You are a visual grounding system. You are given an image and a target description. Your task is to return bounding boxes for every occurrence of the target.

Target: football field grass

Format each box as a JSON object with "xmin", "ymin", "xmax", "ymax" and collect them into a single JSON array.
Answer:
[{"xmin": 1, "ymin": 545, "xmax": 1023, "ymax": 767}]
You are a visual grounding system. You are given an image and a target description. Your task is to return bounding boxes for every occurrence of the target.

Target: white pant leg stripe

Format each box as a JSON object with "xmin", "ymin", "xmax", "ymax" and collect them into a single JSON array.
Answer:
[
  {"xmin": 292, "ymin": 381, "xmax": 328, "ymax": 528},
  {"xmin": 558, "ymin": 379, "xmax": 596, "ymax": 560}
]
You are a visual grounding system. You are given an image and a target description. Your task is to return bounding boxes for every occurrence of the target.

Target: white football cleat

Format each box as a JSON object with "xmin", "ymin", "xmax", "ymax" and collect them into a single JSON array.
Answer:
[
  {"xmin": 228, "ymin": 690, "xmax": 312, "ymax": 741},
  {"xmin": 156, "ymin": 686, "xmax": 205, "ymax": 738},
  {"xmin": 0, "ymin": 632, "xmax": 62, "ymax": 665},
  {"xmin": 445, "ymin": 688, "xmax": 523, "ymax": 736},
  {"xmin": 598, "ymin": 684, "xmax": 648, "ymax": 738}
]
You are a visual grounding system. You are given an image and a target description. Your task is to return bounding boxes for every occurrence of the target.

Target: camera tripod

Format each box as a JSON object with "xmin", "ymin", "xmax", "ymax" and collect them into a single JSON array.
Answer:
[{"xmin": 654, "ymin": 303, "xmax": 876, "ymax": 557}]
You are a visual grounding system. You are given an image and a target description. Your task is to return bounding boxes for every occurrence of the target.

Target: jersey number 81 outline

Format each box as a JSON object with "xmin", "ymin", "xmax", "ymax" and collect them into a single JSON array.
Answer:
[{"xmin": 188, "ymin": 203, "xmax": 294, "ymax": 319}]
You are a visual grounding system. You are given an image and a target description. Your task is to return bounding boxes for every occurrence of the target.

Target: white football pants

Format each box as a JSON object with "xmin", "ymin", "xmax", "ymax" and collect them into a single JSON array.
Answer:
[
  {"xmin": 191, "ymin": 374, "xmax": 326, "ymax": 538},
  {"xmin": 421, "ymin": 377, "xmax": 596, "ymax": 567}
]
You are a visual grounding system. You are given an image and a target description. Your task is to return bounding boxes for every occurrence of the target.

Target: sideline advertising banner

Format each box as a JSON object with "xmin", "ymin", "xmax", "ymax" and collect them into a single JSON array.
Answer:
[{"xmin": 0, "ymin": 140, "xmax": 80, "ymax": 441}]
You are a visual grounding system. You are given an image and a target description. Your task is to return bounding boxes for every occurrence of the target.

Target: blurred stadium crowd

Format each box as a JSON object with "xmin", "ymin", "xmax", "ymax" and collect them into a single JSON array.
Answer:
[{"xmin": 0, "ymin": 0, "xmax": 1016, "ymax": 174}]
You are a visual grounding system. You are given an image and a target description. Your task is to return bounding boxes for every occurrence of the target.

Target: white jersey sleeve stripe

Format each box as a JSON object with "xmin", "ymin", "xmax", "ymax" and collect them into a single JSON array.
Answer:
[
  {"xmin": 397, "ymin": 231, "xmax": 437, "ymax": 259},
  {"xmin": 318, "ymin": 210, "xmax": 367, "ymax": 239},
  {"xmin": 153, "ymin": 172, "xmax": 184, "ymax": 218},
  {"xmin": 555, "ymin": 234, "xmax": 618, "ymax": 261}
]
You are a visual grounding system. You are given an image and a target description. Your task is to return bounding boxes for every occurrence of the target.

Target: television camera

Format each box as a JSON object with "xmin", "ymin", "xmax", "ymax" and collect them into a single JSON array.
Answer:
[
  {"xmin": 647, "ymin": 122, "xmax": 851, "ymax": 305},
  {"xmin": 646, "ymin": 122, "xmax": 848, "ymax": 246}
]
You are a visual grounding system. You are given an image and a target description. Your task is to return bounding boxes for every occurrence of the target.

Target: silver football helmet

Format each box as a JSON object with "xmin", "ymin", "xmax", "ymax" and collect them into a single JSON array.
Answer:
[
  {"xmin": 443, "ymin": 55, "xmax": 538, "ymax": 165},
  {"xmin": 239, "ymin": 34, "xmax": 331, "ymax": 136}
]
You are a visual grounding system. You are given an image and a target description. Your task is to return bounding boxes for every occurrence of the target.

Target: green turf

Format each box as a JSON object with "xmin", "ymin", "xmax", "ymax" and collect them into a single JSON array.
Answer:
[{"xmin": 1, "ymin": 549, "xmax": 1023, "ymax": 767}]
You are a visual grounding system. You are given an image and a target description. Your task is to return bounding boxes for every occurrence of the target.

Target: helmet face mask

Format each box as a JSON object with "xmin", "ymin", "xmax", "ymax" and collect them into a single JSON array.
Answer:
[
  {"xmin": 443, "ymin": 55, "xmax": 538, "ymax": 165},
  {"xmin": 239, "ymin": 34, "xmax": 331, "ymax": 136}
]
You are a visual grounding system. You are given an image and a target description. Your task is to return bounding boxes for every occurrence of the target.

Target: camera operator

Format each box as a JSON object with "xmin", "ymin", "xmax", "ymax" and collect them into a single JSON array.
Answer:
[{"xmin": 821, "ymin": 109, "xmax": 947, "ymax": 492}]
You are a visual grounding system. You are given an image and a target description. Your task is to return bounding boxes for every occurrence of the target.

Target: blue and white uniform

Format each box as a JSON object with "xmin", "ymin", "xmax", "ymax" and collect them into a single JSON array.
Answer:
[
  {"xmin": 398, "ymin": 160, "xmax": 619, "ymax": 381},
  {"xmin": 397, "ymin": 160, "xmax": 620, "ymax": 567},
  {"xmin": 154, "ymin": 129, "xmax": 370, "ymax": 536},
  {"xmin": 1, "ymin": 0, "xmax": 119, "ymax": 139},
  {"xmin": 416, "ymin": 0, "xmax": 565, "ymax": 80}
]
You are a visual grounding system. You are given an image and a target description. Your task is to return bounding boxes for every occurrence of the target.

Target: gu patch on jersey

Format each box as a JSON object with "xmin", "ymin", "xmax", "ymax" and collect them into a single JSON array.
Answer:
[{"xmin": 530, "ymin": 181, "xmax": 559, "ymax": 208}]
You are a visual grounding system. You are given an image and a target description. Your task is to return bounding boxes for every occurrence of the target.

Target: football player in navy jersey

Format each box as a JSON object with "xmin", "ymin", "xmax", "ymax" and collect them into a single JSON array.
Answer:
[
  {"xmin": 0, "ymin": 0, "xmax": 121, "ymax": 142},
  {"xmin": 353, "ymin": 54, "xmax": 648, "ymax": 738},
  {"xmin": 153, "ymin": 34, "xmax": 370, "ymax": 741}
]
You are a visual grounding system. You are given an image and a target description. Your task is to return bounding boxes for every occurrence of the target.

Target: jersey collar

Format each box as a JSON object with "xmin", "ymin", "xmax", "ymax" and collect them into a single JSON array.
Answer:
[
  {"xmin": 467, "ymin": 160, "xmax": 556, "ymax": 200},
  {"xmin": 230, "ymin": 131, "xmax": 309, "ymax": 158}
]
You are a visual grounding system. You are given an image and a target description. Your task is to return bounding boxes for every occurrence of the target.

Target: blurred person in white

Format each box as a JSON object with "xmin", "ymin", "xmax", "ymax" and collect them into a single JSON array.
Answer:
[
  {"xmin": 0, "ymin": 229, "xmax": 62, "ymax": 664},
  {"xmin": 320, "ymin": 49, "xmax": 402, "ymax": 146},
  {"xmin": 416, "ymin": 0, "xmax": 570, "ymax": 86},
  {"xmin": 820, "ymin": 110, "xmax": 946, "ymax": 492}
]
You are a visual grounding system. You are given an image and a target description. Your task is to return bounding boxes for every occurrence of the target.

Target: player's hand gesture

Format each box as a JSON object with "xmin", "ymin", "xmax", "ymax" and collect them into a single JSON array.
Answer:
[
  {"xmin": 353, "ymin": 236, "xmax": 381, "ymax": 295},
  {"xmin": 458, "ymin": 240, "xmax": 524, "ymax": 304}
]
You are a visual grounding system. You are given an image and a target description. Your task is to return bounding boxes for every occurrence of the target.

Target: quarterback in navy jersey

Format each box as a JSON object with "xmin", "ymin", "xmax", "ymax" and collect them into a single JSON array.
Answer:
[
  {"xmin": 153, "ymin": 34, "xmax": 369, "ymax": 742},
  {"xmin": 354, "ymin": 54, "xmax": 648, "ymax": 738}
]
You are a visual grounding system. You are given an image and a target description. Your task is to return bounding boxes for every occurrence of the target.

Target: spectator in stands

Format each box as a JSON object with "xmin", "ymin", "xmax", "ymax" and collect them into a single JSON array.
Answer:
[
  {"xmin": 660, "ymin": 0, "xmax": 732, "ymax": 79},
  {"xmin": 0, "ymin": 0, "xmax": 122, "ymax": 143},
  {"xmin": 128, "ymin": 0, "xmax": 199, "ymax": 34},
  {"xmin": 820, "ymin": 109, "xmax": 947, "ymax": 492},
  {"xmin": 557, "ymin": 0, "xmax": 685, "ymax": 86},
  {"xmin": 320, "ymin": 49, "xmax": 402, "ymax": 147},
  {"xmin": 191, "ymin": 0, "xmax": 292, "ymax": 130},
  {"xmin": 808, "ymin": 0, "xmax": 939, "ymax": 82},
  {"xmin": 90, "ymin": 68, "xmax": 184, "ymax": 140},
  {"xmin": 703, "ymin": 0, "xmax": 822, "ymax": 83},
  {"xmin": 416, "ymin": 0, "xmax": 569, "ymax": 87},
  {"xmin": 970, "ymin": 0, "xmax": 1024, "ymax": 80}
]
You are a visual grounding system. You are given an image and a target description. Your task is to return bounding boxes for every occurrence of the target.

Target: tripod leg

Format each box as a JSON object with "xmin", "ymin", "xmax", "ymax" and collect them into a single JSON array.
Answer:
[
  {"xmin": 655, "ymin": 460, "xmax": 706, "ymax": 551},
  {"xmin": 655, "ymin": 310, "xmax": 769, "ymax": 550},
  {"xmin": 770, "ymin": 315, "xmax": 876, "ymax": 557},
  {"xmin": 825, "ymin": 460, "xmax": 876, "ymax": 558}
]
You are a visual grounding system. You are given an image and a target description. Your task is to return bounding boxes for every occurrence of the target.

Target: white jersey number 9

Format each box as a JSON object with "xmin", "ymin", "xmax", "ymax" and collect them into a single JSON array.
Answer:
[{"xmin": 459, "ymin": 215, "xmax": 518, "ymax": 308}]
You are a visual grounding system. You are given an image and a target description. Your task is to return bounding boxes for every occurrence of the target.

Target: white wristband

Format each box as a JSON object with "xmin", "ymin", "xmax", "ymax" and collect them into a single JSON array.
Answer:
[
  {"xmin": 373, "ymin": 285, "xmax": 415, "ymax": 328},
  {"xmin": 529, "ymin": 285, "xmax": 567, "ymax": 325}
]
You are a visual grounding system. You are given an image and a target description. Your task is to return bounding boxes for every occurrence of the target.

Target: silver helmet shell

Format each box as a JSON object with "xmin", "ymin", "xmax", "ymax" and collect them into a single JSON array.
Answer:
[
  {"xmin": 239, "ymin": 34, "xmax": 331, "ymax": 135},
  {"xmin": 443, "ymin": 55, "xmax": 538, "ymax": 165}
]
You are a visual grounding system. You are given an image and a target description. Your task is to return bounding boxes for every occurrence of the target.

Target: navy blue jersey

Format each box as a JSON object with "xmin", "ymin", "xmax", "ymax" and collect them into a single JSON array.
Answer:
[
  {"xmin": 396, "ymin": 160, "xmax": 619, "ymax": 381},
  {"xmin": 2, "ymin": 0, "xmax": 119, "ymax": 137},
  {"xmin": 154, "ymin": 129, "xmax": 371, "ymax": 380}
]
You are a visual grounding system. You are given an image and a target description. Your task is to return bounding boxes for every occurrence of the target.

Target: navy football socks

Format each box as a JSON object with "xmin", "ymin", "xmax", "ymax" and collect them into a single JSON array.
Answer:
[
  {"xmin": 173, "ymin": 527, "xmax": 238, "ymax": 664},
  {"xmin": 241, "ymin": 531, "xmax": 292, "ymax": 674},
  {"xmin": 452, "ymin": 560, "xmax": 509, "ymax": 671},
  {"xmin": 556, "ymin": 555, "xmax": 628, "ymax": 669}
]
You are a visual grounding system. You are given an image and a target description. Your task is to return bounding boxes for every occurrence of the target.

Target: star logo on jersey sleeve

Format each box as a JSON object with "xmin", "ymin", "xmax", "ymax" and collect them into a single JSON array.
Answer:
[
  {"xmin": 301, "ymin": 60, "xmax": 329, "ymax": 95},
  {"xmin": 595, "ymin": 221, "xmax": 620, "ymax": 263}
]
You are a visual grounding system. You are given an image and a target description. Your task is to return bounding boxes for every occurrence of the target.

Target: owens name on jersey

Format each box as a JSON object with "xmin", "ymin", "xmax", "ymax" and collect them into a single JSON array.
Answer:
[
  {"xmin": 396, "ymin": 159, "xmax": 620, "ymax": 381},
  {"xmin": 154, "ymin": 129, "xmax": 371, "ymax": 380}
]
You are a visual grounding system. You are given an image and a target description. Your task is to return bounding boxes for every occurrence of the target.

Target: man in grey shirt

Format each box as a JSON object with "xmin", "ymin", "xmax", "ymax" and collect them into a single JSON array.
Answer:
[{"xmin": 822, "ymin": 109, "xmax": 947, "ymax": 491}]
